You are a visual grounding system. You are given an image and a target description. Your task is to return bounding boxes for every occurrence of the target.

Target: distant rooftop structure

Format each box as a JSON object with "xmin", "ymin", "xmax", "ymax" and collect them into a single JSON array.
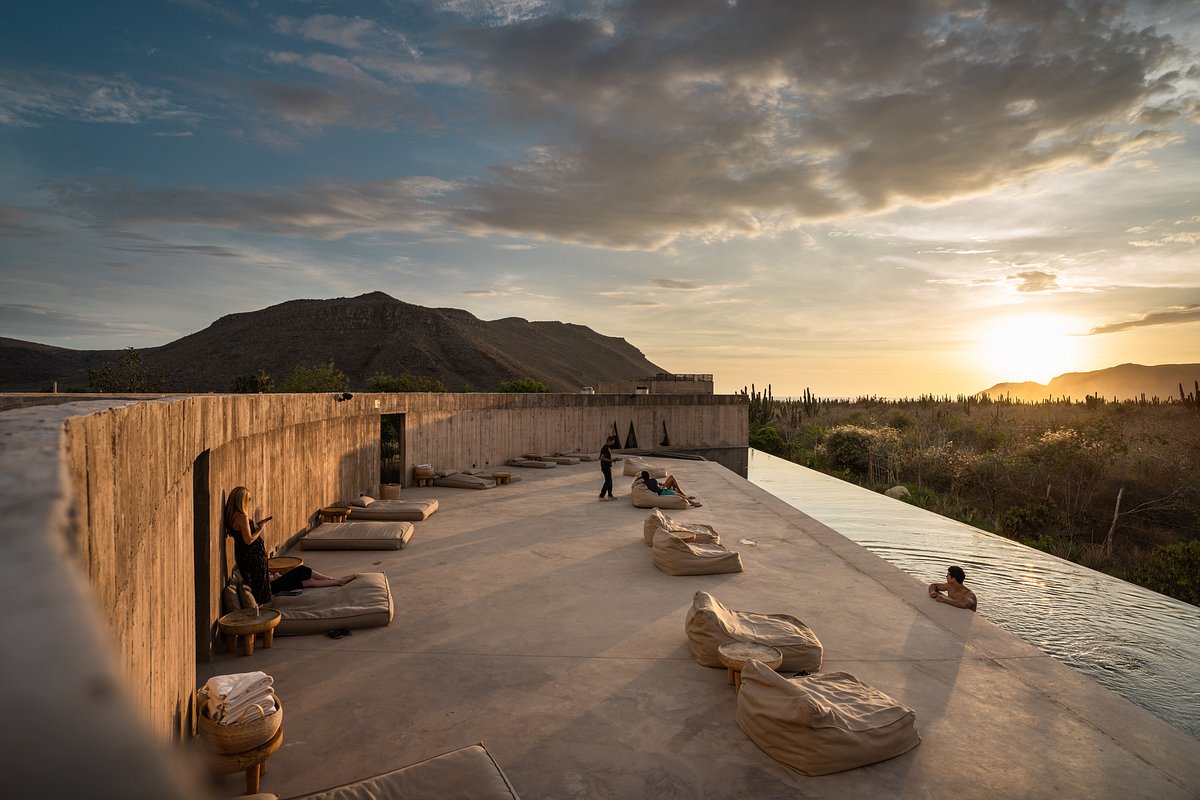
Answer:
[{"xmin": 596, "ymin": 373, "xmax": 714, "ymax": 395}]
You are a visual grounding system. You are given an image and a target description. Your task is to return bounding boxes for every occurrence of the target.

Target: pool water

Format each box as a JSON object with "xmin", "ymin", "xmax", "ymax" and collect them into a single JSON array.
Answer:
[{"xmin": 746, "ymin": 449, "xmax": 1200, "ymax": 740}]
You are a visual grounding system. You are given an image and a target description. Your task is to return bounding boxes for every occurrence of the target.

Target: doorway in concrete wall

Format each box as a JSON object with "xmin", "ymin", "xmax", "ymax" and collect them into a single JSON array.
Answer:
[{"xmin": 380, "ymin": 413, "xmax": 405, "ymax": 495}]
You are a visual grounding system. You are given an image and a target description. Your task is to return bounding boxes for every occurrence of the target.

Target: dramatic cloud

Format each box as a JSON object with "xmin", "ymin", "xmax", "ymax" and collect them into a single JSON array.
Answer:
[
  {"xmin": 1087, "ymin": 304, "xmax": 1200, "ymax": 335},
  {"xmin": 450, "ymin": 0, "xmax": 1190, "ymax": 249},
  {"xmin": 53, "ymin": 177, "xmax": 458, "ymax": 239},
  {"xmin": 1009, "ymin": 270, "xmax": 1061, "ymax": 293}
]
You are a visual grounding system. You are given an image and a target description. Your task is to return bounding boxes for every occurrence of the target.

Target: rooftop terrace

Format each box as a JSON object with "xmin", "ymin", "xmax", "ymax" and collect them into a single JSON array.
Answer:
[{"xmin": 202, "ymin": 458, "xmax": 1200, "ymax": 799}]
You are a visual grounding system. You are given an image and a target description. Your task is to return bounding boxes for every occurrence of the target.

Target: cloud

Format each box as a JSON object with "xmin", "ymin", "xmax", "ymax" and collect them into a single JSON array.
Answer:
[
  {"xmin": 0, "ymin": 303, "xmax": 173, "ymax": 339},
  {"xmin": 0, "ymin": 71, "xmax": 197, "ymax": 127},
  {"xmin": 494, "ymin": 243, "xmax": 537, "ymax": 250},
  {"xmin": 651, "ymin": 279, "xmax": 705, "ymax": 291},
  {"xmin": 1086, "ymin": 304, "xmax": 1200, "ymax": 335},
  {"xmin": 446, "ymin": 0, "xmax": 1189, "ymax": 249},
  {"xmin": 273, "ymin": 15, "xmax": 386, "ymax": 51},
  {"xmin": 53, "ymin": 176, "xmax": 458, "ymax": 239},
  {"xmin": 1009, "ymin": 270, "xmax": 1060, "ymax": 293}
]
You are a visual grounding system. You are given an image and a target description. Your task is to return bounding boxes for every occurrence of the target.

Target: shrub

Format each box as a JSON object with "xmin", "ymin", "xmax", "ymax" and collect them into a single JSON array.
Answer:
[
  {"xmin": 996, "ymin": 499, "xmax": 1058, "ymax": 539},
  {"xmin": 1129, "ymin": 540, "xmax": 1200, "ymax": 606},
  {"xmin": 821, "ymin": 425, "xmax": 873, "ymax": 474},
  {"xmin": 279, "ymin": 361, "xmax": 349, "ymax": 393},
  {"xmin": 496, "ymin": 378, "xmax": 550, "ymax": 393},
  {"xmin": 229, "ymin": 370, "xmax": 273, "ymax": 393},
  {"xmin": 88, "ymin": 348, "xmax": 170, "ymax": 393},
  {"xmin": 367, "ymin": 372, "xmax": 447, "ymax": 392},
  {"xmin": 749, "ymin": 424, "xmax": 788, "ymax": 456}
]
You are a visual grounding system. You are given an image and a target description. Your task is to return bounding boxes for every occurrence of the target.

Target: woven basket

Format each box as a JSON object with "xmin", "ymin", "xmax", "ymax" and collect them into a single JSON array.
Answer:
[{"xmin": 197, "ymin": 690, "xmax": 283, "ymax": 754}]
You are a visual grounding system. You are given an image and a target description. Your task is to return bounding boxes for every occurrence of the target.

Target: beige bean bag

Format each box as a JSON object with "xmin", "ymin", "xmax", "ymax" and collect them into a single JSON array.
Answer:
[
  {"xmin": 506, "ymin": 458, "xmax": 556, "ymax": 469},
  {"xmin": 300, "ymin": 521, "xmax": 414, "ymax": 550},
  {"xmin": 293, "ymin": 742, "xmax": 521, "ymax": 799},
  {"xmin": 684, "ymin": 591, "xmax": 823, "ymax": 672},
  {"xmin": 272, "ymin": 572, "xmax": 393, "ymax": 635},
  {"xmin": 623, "ymin": 456, "xmax": 667, "ymax": 478},
  {"xmin": 631, "ymin": 478, "xmax": 690, "ymax": 510},
  {"xmin": 651, "ymin": 529, "xmax": 742, "ymax": 576},
  {"xmin": 735, "ymin": 662, "xmax": 921, "ymax": 775},
  {"xmin": 345, "ymin": 497, "xmax": 439, "ymax": 521},
  {"xmin": 642, "ymin": 509, "xmax": 719, "ymax": 546},
  {"xmin": 433, "ymin": 473, "xmax": 496, "ymax": 489}
]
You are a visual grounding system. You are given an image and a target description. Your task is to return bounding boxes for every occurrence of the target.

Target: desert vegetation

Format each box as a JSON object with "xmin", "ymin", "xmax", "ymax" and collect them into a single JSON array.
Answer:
[{"xmin": 742, "ymin": 385, "xmax": 1200, "ymax": 605}]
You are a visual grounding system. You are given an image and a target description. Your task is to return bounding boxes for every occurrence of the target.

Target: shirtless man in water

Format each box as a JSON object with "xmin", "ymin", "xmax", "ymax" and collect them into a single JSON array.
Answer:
[{"xmin": 928, "ymin": 565, "xmax": 977, "ymax": 611}]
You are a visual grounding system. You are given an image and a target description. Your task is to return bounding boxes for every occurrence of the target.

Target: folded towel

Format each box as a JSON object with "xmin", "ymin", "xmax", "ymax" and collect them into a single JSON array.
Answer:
[
  {"xmin": 204, "ymin": 672, "xmax": 275, "ymax": 723},
  {"xmin": 222, "ymin": 694, "xmax": 277, "ymax": 725}
]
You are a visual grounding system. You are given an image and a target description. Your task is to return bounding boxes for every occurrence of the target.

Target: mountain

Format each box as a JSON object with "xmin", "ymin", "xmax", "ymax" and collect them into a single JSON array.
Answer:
[
  {"xmin": 979, "ymin": 363, "xmax": 1200, "ymax": 402},
  {"xmin": 0, "ymin": 292, "xmax": 664, "ymax": 393}
]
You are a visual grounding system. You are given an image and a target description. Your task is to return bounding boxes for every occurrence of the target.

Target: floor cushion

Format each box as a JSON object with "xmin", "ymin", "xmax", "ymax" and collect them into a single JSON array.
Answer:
[
  {"xmin": 642, "ymin": 509, "xmax": 719, "ymax": 546},
  {"xmin": 345, "ymin": 499, "xmax": 438, "ymax": 521},
  {"xmin": 631, "ymin": 479, "xmax": 690, "ymax": 510},
  {"xmin": 506, "ymin": 458, "xmax": 556, "ymax": 469},
  {"xmin": 271, "ymin": 572, "xmax": 393, "ymax": 635},
  {"xmin": 300, "ymin": 521, "xmax": 414, "ymax": 550},
  {"xmin": 735, "ymin": 663, "xmax": 921, "ymax": 775},
  {"xmin": 685, "ymin": 591, "xmax": 823, "ymax": 672},
  {"xmin": 651, "ymin": 529, "xmax": 742, "ymax": 576},
  {"xmin": 544, "ymin": 455, "xmax": 580, "ymax": 465},
  {"xmin": 293, "ymin": 742, "xmax": 522, "ymax": 799}
]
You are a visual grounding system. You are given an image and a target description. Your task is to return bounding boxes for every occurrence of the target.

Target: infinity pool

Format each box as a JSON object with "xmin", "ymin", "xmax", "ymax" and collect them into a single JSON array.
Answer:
[{"xmin": 746, "ymin": 449, "xmax": 1200, "ymax": 740}]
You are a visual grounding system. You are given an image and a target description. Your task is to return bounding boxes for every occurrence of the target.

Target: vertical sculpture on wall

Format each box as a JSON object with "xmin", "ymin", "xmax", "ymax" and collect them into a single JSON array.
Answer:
[
  {"xmin": 624, "ymin": 422, "xmax": 639, "ymax": 449},
  {"xmin": 660, "ymin": 421, "xmax": 670, "ymax": 447}
]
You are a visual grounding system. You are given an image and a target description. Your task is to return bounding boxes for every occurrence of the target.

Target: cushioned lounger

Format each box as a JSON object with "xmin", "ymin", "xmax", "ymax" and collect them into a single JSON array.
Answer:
[
  {"xmin": 631, "ymin": 478, "xmax": 690, "ymax": 510},
  {"xmin": 293, "ymin": 742, "xmax": 522, "ymax": 799},
  {"xmin": 736, "ymin": 663, "xmax": 921, "ymax": 775},
  {"xmin": 433, "ymin": 473, "xmax": 496, "ymax": 489},
  {"xmin": 346, "ymin": 499, "xmax": 439, "ymax": 521},
  {"xmin": 642, "ymin": 509, "xmax": 719, "ymax": 546},
  {"xmin": 506, "ymin": 458, "xmax": 556, "ymax": 469},
  {"xmin": 544, "ymin": 455, "xmax": 580, "ymax": 465},
  {"xmin": 272, "ymin": 571, "xmax": 393, "ymax": 635},
  {"xmin": 558, "ymin": 451, "xmax": 599, "ymax": 461},
  {"xmin": 623, "ymin": 456, "xmax": 667, "ymax": 478},
  {"xmin": 685, "ymin": 590, "xmax": 823, "ymax": 672},
  {"xmin": 651, "ymin": 529, "xmax": 742, "ymax": 575},
  {"xmin": 300, "ymin": 521, "xmax": 414, "ymax": 550}
]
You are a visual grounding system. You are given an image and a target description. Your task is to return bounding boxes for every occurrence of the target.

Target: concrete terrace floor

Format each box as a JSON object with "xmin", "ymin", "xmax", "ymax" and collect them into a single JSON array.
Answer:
[{"xmin": 199, "ymin": 459, "xmax": 1200, "ymax": 800}]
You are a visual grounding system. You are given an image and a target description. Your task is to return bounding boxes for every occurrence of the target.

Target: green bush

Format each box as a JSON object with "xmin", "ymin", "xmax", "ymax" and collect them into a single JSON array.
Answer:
[
  {"xmin": 496, "ymin": 378, "xmax": 550, "ymax": 393},
  {"xmin": 229, "ymin": 369, "xmax": 273, "ymax": 393},
  {"xmin": 821, "ymin": 425, "xmax": 873, "ymax": 474},
  {"xmin": 88, "ymin": 348, "xmax": 170, "ymax": 392},
  {"xmin": 279, "ymin": 361, "xmax": 349, "ymax": 393},
  {"xmin": 996, "ymin": 499, "xmax": 1057, "ymax": 539},
  {"xmin": 749, "ymin": 424, "xmax": 787, "ymax": 456},
  {"xmin": 1129, "ymin": 540, "xmax": 1200, "ymax": 606}
]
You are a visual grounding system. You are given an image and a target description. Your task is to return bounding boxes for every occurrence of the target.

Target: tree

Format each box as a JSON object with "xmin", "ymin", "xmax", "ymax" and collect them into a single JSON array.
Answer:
[
  {"xmin": 88, "ymin": 348, "xmax": 170, "ymax": 392},
  {"xmin": 496, "ymin": 378, "xmax": 550, "ymax": 393},
  {"xmin": 229, "ymin": 369, "xmax": 273, "ymax": 393},
  {"xmin": 279, "ymin": 361, "xmax": 349, "ymax": 393},
  {"xmin": 366, "ymin": 372, "xmax": 447, "ymax": 392}
]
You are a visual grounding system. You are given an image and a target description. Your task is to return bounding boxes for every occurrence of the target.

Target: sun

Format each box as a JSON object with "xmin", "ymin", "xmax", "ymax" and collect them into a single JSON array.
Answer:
[{"xmin": 975, "ymin": 314, "xmax": 1082, "ymax": 385}]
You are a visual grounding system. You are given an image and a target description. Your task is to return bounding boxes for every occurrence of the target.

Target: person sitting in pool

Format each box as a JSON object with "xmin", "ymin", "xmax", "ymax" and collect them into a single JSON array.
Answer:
[
  {"xmin": 928, "ymin": 565, "xmax": 977, "ymax": 611},
  {"xmin": 640, "ymin": 470, "xmax": 702, "ymax": 507}
]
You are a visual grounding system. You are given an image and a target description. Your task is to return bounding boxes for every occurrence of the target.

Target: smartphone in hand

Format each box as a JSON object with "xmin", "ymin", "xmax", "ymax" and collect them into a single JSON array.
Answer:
[{"xmin": 257, "ymin": 515, "xmax": 273, "ymax": 525}]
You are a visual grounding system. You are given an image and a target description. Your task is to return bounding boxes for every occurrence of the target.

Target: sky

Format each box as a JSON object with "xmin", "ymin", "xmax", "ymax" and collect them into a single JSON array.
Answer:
[{"xmin": 1, "ymin": 0, "xmax": 1198, "ymax": 397}]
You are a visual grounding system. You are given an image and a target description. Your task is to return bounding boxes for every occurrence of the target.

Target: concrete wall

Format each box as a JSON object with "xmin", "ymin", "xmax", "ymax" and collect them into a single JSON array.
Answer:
[{"xmin": 0, "ymin": 390, "xmax": 747, "ymax": 796}]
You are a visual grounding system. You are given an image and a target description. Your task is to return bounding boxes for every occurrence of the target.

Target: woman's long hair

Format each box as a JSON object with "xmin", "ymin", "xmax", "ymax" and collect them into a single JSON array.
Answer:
[{"xmin": 224, "ymin": 486, "xmax": 250, "ymax": 535}]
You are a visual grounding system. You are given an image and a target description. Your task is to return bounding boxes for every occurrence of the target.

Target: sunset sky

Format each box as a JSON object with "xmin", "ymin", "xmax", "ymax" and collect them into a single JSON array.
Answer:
[{"xmin": 2, "ymin": 0, "xmax": 1198, "ymax": 396}]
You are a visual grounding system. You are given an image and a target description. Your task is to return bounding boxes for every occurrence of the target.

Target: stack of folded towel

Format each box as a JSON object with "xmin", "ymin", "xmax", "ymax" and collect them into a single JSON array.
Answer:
[{"xmin": 204, "ymin": 671, "xmax": 277, "ymax": 725}]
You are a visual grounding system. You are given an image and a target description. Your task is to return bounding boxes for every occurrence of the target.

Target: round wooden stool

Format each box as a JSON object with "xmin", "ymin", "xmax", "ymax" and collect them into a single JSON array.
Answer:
[
  {"xmin": 492, "ymin": 471, "xmax": 513, "ymax": 485},
  {"xmin": 718, "ymin": 641, "xmax": 783, "ymax": 691},
  {"xmin": 218, "ymin": 608, "xmax": 282, "ymax": 656},
  {"xmin": 267, "ymin": 556, "xmax": 303, "ymax": 575}
]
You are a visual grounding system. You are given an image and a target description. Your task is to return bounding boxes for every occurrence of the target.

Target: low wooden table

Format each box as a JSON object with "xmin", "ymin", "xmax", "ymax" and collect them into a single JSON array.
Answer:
[
  {"xmin": 267, "ymin": 555, "xmax": 303, "ymax": 575},
  {"xmin": 415, "ymin": 477, "xmax": 433, "ymax": 487},
  {"xmin": 492, "ymin": 471, "xmax": 513, "ymax": 485},
  {"xmin": 717, "ymin": 641, "xmax": 784, "ymax": 691},
  {"xmin": 218, "ymin": 608, "xmax": 282, "ymax": 656},
  {"xmin": 208, "ymin": 723, "xmax": 284, "ymax": 794},
  {"xmin": 318, "ymin": 506, "xmax": 351, "ymax": 523}
]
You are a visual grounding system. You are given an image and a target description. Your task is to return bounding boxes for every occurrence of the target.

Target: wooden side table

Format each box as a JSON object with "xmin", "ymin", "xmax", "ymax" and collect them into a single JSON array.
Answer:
[
  {"xmin": 208, "ymin": 724, "xmax": 284, "ymax": 794},
  {"xmin": 492, "ymin": 471, "xmax": 512, "ymax": 485},
  {"xmin": 218, "ymin": 608, "xmax": 282, "ymax": 656},
  {"xmin": 318, "ymin": 506, "xmax": 350, "ymax": 523},
  {"xmin": 717, "ymin": 641, "xmax": 784, "ymax": 691}
]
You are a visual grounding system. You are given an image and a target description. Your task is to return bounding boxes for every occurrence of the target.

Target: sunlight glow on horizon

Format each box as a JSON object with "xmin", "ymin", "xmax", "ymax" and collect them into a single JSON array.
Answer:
[{"xmin": 971, "ymin": 314, "xmax": 1085, "ymax": 385}]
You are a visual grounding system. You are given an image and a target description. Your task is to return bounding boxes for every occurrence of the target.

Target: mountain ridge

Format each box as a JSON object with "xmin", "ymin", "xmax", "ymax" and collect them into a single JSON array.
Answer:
[{"xmin": 979, "ymin": 362, "xmax": 1200, "ymax": 402}]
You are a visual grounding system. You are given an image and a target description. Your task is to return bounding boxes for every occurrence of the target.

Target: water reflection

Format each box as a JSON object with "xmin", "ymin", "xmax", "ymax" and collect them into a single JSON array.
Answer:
[{"xmin": 746, "ymin": 449, "xmax": 1200, "ymax": 740}]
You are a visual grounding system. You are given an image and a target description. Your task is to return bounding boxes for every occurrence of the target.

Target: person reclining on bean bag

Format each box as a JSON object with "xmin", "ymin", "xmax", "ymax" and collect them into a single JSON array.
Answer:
[{"xmin": 640, "ymin": 470, "xmax": 702, "ymax": 507}]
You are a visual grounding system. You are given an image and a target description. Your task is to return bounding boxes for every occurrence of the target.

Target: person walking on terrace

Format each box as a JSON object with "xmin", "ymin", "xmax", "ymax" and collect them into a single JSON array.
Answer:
[
  {"xmin": 224, "ymin": 487, "xmax": 356, "ymax": 604},
  {"xmin": 640, "ymin": 470, "xmax": 703, "ymax": 507},
  {"xmin": 599, "ymin": 435, "xmax": 620, "ymax": 500},
  {"xmin": 928, "ymin": 565, "xmax": 977, "ymax": 611}
]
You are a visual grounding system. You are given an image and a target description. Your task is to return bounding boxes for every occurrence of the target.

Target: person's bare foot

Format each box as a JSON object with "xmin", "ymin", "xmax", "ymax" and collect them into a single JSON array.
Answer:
[{"xmin": 338, "ymin": 575, "xmax": 358, "ymax": 586}]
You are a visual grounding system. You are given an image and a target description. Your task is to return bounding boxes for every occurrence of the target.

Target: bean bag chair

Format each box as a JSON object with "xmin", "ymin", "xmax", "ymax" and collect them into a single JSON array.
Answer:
[
  {"xmin": 623, "ymin": 456, "xmax": 667, "ymax": 478},
  {"xmin": 271, "ymin": 572, "xmax": 393, "ymax": 635},
  {"xmin": 651, "ymin": 529, "xmax": 742, "ymax": 576},
  {"xmin": 642, "ymin": 509, "xmax": 719, "ymax": 546},
  {"xmin": 300, "ymin": 521, "xmax": 413, "ymax": 550},
  {"xmin": 292, "ymin": 742, "xmax": 522, "ymax": 799},
  {"xmin": 684, "ymin": 591, "xmax": 823, "ymax": 672},
  {"xmin": 735, "ymin": 662, "xmax": 920, "ymax": 775},
  {"xmin": 631, "ymin": 478, "xmax": 690, "ymax": 510}
]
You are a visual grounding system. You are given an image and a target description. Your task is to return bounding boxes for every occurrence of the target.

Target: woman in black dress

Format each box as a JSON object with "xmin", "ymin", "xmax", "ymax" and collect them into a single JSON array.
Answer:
[{"xmin": 224, "ymin": 486, "xmax": 355, "ymax": 604}]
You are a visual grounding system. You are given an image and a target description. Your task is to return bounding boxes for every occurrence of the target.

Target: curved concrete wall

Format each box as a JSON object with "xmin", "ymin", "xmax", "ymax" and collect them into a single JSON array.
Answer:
[{"xmin": 0, "ymin": 391, "xmax": 746, "ymax": 797}]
